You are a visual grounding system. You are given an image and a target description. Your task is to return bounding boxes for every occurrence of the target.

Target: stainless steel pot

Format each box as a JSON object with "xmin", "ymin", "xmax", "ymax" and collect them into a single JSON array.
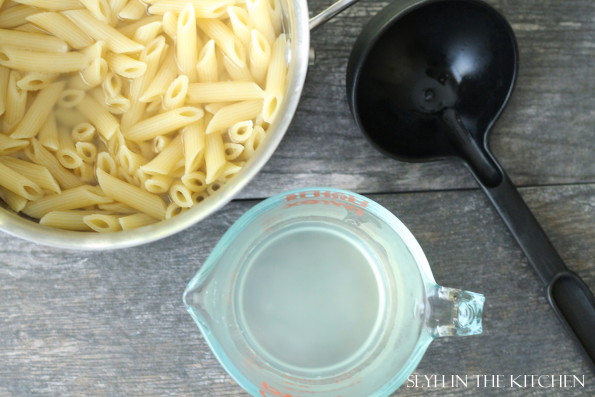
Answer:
[{"xmin": 0, "ymin": 0, "xmax": 359, "ymax": 250}]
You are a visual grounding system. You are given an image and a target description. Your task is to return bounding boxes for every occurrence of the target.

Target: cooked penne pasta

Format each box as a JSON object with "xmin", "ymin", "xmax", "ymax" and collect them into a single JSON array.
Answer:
[
  {"xmin": 0, "ymin": 47, "xmax": 91, "ymax": 73},
  {"xmin": 206, "ymin": 100, "xmax": 263, "ymax": 134},
  {"xmin": 63, "ymin": 10, "xmax": 144, "ymax": 54},
  {"xmin": 118, "ymin": 0, "xmax": 147, "ymax": 21},
  {"xmin": 0, "ymin": 186, "xmax": 28, "ymax": 213},
  {"xmin": 10, "ymin": 81, "xmax": 65, "ymax": 139},
  {"xmin": 247, "ymin": 0, "xmax": 275, "ymax": 45},
  {"xmin": 24, "ymin": 185, "xmax": 112, "ymax": 219},
  {"xmin": 198, "ymin": 18, "xmax": 246, "ymax": 67},
  {"xmin": 107, "ymin": 53, "xmax": 147, "ymax": 79},
  {"xmin": 0, "ymin": 28, "xmax": 68, "ymax": 53},
  {"xmin": 118, "ymin": 212, "xmax": 157, "ymax": 230},
  {"xmin": 26, "ymin": 12, "xmax": 93, "ymax": 50},
  {"xmin": 0, "ymin": 133, "xmax": 28, "ymax": 155},
  {"xmin": 3, "ymin": 70, "xmax": 27, "ymax": 131},
  {"xmin": 84, "ymin": 213, "xmax": 122, "ymax": 232},
  {"xmin": 0, "ymin": 5, "xmax": 38, "ymax": 29},
  {"xmin": 0, "ymin": 0, "xmax": 288, "ymax": 232},
  {"xmin": 76, "ymin": 95, "xmax": 120, "ymax": 140},
  {"xmin": 0, "ymin": 162, "xmax": 43, "ymax": 201},
  {"xmin": 176, "ymin": 3, "xmax": 198, "ymax": 80},
  {"xmin": 249, "ymin": 29, "xmax": 271, "ymax": 85},
  {"xmin": 196, "ymin": 39, "xmax": 218, "ymax": 83},
  {"xmin": 140, "ymin": 135, "xmax": 183, "ymax": 175},
  {"xmin": 25, "ymin": 139, "xmax": 82, "ymax": 189},
  {"xmin": 183, "ymin": 120, "xmax": 205, "ymax": 173},
  {"xmin": 204, "ymin": 132, "xmax": 225, "ymax": 184},
  {"xmin": 187, "ymin": 81, "xmax": 264, "ymax": 104},
  {"xmin": 169, "ymin": 181, "xmax": 193, "ymax": 208},
  {"xmin": 17, "ymin": 72, "xmax": 59, "ymax": 91},
  {"xmin": 37, "ymin": 113, "xmax": 59, "ymax": 151},
  {"xmin": 39, "ymin": 210, "xmax": 93, "ymax": 231},
  {"xmin": 12, "ymin": 0, "xmax": 83, "ymax": 11},
  {"xmin": 0, "ymin": 156, "xmax": 61, "ymax": 193},
  {"xmin": 97, "ymin": 169, "xmax": 166, "ymax": 220},
  {"xmin": 148, "ymin": 0, "xmax": 235, "ymax": 18},
  {"xmin": 124, "ymin": 107, "xmax": 204, "ymax": 142},
  {"xmin": 0, "ymin": 65, "xmax": 8, "ymax": 115}
]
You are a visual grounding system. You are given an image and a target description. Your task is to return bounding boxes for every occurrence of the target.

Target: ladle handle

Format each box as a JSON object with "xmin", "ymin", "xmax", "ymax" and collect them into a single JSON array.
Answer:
[{"xmin": 480, "ymin": 170, "xmax": 595, "ymax": 369}]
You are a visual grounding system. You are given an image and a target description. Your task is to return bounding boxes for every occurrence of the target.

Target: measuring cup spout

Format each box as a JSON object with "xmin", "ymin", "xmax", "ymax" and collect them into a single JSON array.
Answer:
[
  {"xmin": 426, "ymin": 285, "xmax": 485, "ymax": 337},
  {"xmin": 183, "ymin": 276, "xmax": 215, "ymax": 331}
]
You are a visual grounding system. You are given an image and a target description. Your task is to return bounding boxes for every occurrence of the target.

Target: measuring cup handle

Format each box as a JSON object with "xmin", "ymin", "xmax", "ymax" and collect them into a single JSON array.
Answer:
[{"xmin": 426, "ymin": 285, "xmax": 485, "ymax": 337}]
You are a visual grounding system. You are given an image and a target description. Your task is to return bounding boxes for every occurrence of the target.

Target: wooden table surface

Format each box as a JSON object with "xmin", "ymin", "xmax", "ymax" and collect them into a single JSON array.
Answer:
[{"xmin": 1, "ymin": 0, "xmax": 594, "ymax": 396}]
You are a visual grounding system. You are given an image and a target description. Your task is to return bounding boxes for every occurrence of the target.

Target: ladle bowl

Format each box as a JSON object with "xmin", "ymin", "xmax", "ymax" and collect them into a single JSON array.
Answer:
[{"xmin": 347, "ymin": 0, "xmax": 595, "ymax": 369}]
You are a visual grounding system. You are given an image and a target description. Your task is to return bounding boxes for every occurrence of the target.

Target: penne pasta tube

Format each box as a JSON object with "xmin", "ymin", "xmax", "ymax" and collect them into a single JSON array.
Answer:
[
  {"xmin": 39, "ymin": 210, "xmax": 93, "ymax": 231},
  {"xmin": 10, "ymin": 81, "xmax": 65, "ymax": 139},
  {"xmin": 223, "ymin": 142, "xmax": 244, "ymax": 161},
  {"xmin": 187, "ymin": 82, "xmax": 264, "ymax": 104},
  {"xmin": 25, "ymin": 138, "xmax": 82, "ymax": 189},
  {"xmin": 97, "ymin": 169, "xmax": 166, "ymax": 220},
  {"xmin": 206, "ymin": 100, "xmax": 263, "ymax": 134},
  {"xmin": 0, "ymin": 46, "xmax": 92, "ymax": 73},
  {"xmin": 118, "ymin": 213, "xmax": 158, "ymax": 230},
  {"xmin": 0, "ymin": 156, "xmax": 61, "ymax": 193},
  {"xmin": 17, "ymin": 72, "xmax": 59, "ymax": 91},
  {"xmin": 106, "ymin": 53, "xmax": 147, "ymax": 78},
  {"xmin": 23, "ymin": 185, "xmax": 113, "ymax": 219},
  {"xmin": 227, "ymin": 6, "xmax": 251, "ymax": 46},
  {"xmin": 72, "ymin": 123, "xmax": 96, "ymax": 142},
  {"xmin": 161, "ymin": 11, "xmax": 177, "ymax": 39},
  {"xmin": 176, "ymin": 3, "xmax": 198, "ymax": 80},
  {"xmin": 144, "ymin": 174, "xmax": 173, "ymax": 194},
  {"xmin": 83, "ymin": 213, "xmax": 122, "ymax": 232},
  {"xmin": 76, "ymin": 95, "xmax": 120, "ymax": 140},
  {"xmin": 196, "ymin": 39, "xmax": 218, "ymax": 83},
  {"xmin": 37, "ymin": 113, "xmax": 59, "ymax": 151},
  {"xmin": 124, "ymin": 107, "xmax": 204, "ymax": 142},
  {"xmin": 26, "ymin": 12, "xmax": 93, "ymax": 50},
  {"xmin": 223, "ymin": 55, "xmax": 253, "ymax": 82},
  {"xmin": 183, "ymin": 120, "xmax": 205, "ymax": 173},
  {"xmin": 148, "ymin": 0, "xmax": 235, "ymax": 18},
  {"xmin": 198, "ymin": 18, "xmax": 246, "ymax": 67},
  {"xmin": 3, "ymin": 70, "xmax": 27, "ymax": 132},
  {"xmin": 204, "ymin": 132, "xmax": 225, "ymax": 184},
  {"xmin": 169, "ymin": 181, "xmax": 193, "ymax": 208},
  {"xmin": 0, "ymin": 5, "xmax": 38, "ymax": 29},
  {"xmin": 96, "ymin": 151, "xmax": 117, "ymax": 175},
  {"xmin": 246, "ymin": 0, "xmax": 275, "ymax": 45},
  {"xmin": 57, "ymin": 126, "xmax": 84, "ymax": 169},
  {"xmin": 228, "ymin": 120, "xmax": 253, "ymax": 143},
  {"xmin": 140, "ymin": 135, "xmax": 183, "ymax": 175},
  {"xmin": 0, "ymin": 134, "xmax": 28, "ymax": 155},
  {"xmin": 165, "ymin": 202, "xmax": 185, "ymax": 219},
  {"xmin": 75, "ymin": 141, "xmax": 97, "ymax": 164},
  {"xmin": 116, "ymin": 15, "xmax": 161, "ymax": 38},
  {"xmin": 0, "ymin": 28, "xmax": 69, "ymax": 53},
  {"xmin": 181, "ymin": 171, "xmax": 207, "ymax": 192},
  {"xmin": 133, "ymin": 21, "xmax": 162, "ymax": 45},
  {"xmin": 63, "ymin": 10, "xmax": 145, "ymax": 54},
  {"xmin": 79, "ymin": 0, "xmax": 112, "ymax": 23},
  {"xmin": 0, "ymin": 65, "xmax": 8, "ymax": 115},
  {"xmin": 163, "ymin": 75, "xmax": 189, "ymax": 110},
  {"xmin": 57, "ymin": 89, "xmax": 85, "ymax": 108},
  {"xmin": 118, "ymin": 0, "xmax": 147, "ymax": 21},
  {"xmin": 12, "ymin": 0, "xmax": 83, "ymax": 11},
  {"xmin": 0, "ymin": 186, "xmax": 28, "ymax": 213},
  {"xmin": 0, "ymin": 162, "xmax": 43, "ymax": 201},
  {"xmin": 249, "ymin": 29, "xmax": 271, "ymax": 85},
  {"xmin": 139, "ymin": 47, "xmax": 176, "ymax": 103},
  {"xmin": 102, "ymin": 71, "xmax": 122, "ymax": 98}
]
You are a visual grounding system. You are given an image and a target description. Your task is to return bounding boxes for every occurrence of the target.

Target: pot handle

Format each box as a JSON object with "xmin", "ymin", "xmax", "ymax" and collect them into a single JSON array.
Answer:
[{"xmin": 309, "ymin": 0, "xmax": 361, "ymax": 30}]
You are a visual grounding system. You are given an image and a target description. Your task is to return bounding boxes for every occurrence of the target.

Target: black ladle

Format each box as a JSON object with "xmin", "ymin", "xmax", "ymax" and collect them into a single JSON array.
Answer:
[{"xmin": 347, "ymin": 0, "xmax": 595, "ymax": 368}]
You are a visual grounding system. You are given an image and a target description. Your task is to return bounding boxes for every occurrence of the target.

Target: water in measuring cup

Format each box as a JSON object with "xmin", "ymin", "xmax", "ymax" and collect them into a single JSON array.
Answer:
[{"xmin": 237, "ymin": 221, "xmax": 383, "ymax": 372}]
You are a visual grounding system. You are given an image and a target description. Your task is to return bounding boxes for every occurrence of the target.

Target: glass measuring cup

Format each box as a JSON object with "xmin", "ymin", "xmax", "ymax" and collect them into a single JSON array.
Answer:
[{"xmin": 183, "ymin": 187, "xmax": 484, "ymax": 396}]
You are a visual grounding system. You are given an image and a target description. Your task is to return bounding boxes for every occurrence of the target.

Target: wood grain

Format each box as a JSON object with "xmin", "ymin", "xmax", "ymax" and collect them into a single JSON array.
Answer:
[{"xmin": 0, "ymin": 0, "xmax": 593, "ymax": 396}]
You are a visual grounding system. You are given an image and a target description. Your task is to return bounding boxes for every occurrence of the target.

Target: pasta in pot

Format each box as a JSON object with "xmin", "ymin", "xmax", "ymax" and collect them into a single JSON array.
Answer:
[{"xmin": 0, "ymin": 0, "xmax": 288, "ymax": 232}]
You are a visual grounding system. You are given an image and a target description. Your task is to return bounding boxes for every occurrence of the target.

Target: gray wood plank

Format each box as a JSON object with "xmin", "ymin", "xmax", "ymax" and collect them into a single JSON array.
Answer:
[{"xmin": 0, "ymin": 184, "xmax": 592, "ymax": 396}]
